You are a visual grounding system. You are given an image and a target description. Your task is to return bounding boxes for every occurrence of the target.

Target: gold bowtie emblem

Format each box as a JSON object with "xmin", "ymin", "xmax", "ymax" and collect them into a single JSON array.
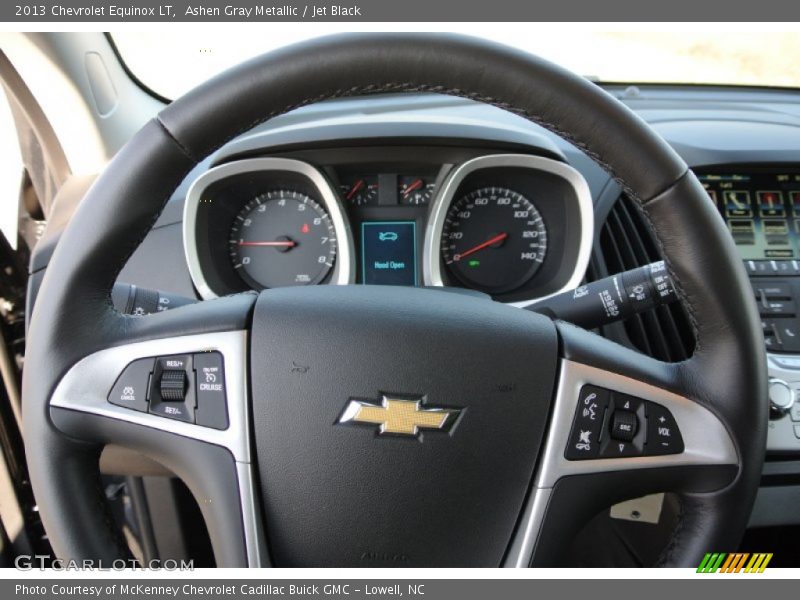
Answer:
[{"xmin": 338, "ymin": 395, "xmax": 460, "ymax": 437}]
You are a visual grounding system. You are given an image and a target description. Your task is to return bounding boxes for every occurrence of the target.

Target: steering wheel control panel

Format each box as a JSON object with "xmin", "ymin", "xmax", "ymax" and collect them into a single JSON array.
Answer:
[
  {"xmin": 107, "ymin": 352, "xmax": 229, "ymax": 430},
  {"xmin": 565, "ymin": 385, "xmax": 684, "ymax": 460}
]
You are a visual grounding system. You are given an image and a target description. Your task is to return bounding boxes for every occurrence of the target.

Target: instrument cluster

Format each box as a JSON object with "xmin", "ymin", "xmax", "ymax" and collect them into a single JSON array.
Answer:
[{"xmin": 184, "ymin": 153, "xmax": 592, "ymax": 306}]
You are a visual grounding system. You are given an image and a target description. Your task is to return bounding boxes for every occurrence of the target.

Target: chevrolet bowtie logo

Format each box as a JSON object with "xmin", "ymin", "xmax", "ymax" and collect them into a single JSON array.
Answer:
[{"xmin": 338, "ymin": 395, "xmax": 461, "ymax": 437}]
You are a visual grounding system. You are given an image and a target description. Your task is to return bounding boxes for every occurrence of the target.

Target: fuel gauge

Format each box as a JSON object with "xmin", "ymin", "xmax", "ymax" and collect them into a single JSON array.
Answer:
[
  {"xmin": 340, "ymin": 176, "xmax": 379, "ymax": 206},
  {"xmin": 399, "ymin": 176, "xmax": 436, "ymax": 206}
]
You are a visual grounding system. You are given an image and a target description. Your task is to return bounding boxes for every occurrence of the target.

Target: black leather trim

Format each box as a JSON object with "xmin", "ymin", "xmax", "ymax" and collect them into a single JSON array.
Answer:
[
  {"xmin": 640, "ymin": 174, "xmax": 767, "ymax": 566},
  {"xmin": 22, "ymin": 33, "xmax": 764, "ymax": 566},
  {"xmin": 530, "ymin": 466, "xmax": 739, "ymax": 567}
]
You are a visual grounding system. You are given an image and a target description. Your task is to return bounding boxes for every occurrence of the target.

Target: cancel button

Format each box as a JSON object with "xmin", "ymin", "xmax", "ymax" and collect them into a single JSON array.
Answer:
[{"xmin": 194, "ymin": 352, "xmax": 229, "ymax": 430}]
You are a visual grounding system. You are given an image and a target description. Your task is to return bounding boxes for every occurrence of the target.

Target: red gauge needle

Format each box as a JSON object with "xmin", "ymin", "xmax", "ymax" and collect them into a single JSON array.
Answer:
[
  {"xmin": 403, "ymin": 179, "xmax": 423, "ymax": 197},
  {"xmin": 346, "ymin": 179, "xmax": 365, "ymax": 200},
  {"xmin": 238, "ymin": 240, "xmax": 297, "ymax": 248},
  {"xmin": 454, "ymin": 233, "xmax": 508, "ymax": 261}
]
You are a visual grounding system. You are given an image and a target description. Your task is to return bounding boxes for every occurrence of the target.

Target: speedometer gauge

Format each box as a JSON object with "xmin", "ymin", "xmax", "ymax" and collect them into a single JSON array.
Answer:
[
  {"xmin": 441, "ymin": 187, "xmax": 547, "ymax": 293},
  {"xmin": 229, "ymin": 190, "xmax": 337, "ymax": 289}
]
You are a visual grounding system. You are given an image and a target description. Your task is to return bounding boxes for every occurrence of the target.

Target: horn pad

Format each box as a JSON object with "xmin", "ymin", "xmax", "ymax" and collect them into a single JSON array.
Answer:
[{"xmin": 250, "ymin": 286, "xmax": 558, "ymax": 566}]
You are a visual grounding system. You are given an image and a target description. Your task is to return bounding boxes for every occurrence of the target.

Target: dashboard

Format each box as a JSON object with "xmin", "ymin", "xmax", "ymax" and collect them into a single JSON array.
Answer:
[{"xmin": 183, "ymin": 148, "xmax": 591, "ymax": 306}]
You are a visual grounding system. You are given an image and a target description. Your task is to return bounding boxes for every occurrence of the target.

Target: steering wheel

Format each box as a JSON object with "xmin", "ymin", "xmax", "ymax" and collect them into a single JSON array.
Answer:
[{"xmin": 23, "ymin": 33, "xmax": 766, "ymax": 567}]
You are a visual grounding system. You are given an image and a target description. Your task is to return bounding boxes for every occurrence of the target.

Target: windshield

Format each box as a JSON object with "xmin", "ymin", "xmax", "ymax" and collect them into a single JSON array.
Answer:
[{"xmin": 112, "ymin": 26, "xmax": 800, "ymax": 100}]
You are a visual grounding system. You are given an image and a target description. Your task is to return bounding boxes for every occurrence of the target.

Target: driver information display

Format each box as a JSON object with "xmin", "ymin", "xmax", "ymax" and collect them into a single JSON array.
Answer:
[{"xmin": 361, "ymin": 221, "xmax": 417, "ymax": 286}]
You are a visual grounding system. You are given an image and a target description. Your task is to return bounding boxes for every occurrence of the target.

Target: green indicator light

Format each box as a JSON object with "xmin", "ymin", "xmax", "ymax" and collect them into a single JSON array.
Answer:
[{"xmin": 468, "ymin": 260, "xmax": 480, "ymax": 268}]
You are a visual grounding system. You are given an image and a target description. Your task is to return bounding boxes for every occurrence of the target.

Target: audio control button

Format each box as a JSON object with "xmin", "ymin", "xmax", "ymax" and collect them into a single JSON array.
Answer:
[{"xmin": 644, "ymin": 402, "xmax": 684, "ymax": 456}]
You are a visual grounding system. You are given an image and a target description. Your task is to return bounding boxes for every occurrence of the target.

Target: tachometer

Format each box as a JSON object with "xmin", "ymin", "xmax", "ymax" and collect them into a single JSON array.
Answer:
[
  {"xmin": 441, "ymin": 187, "xmax": 547, "ymax": 293},
  {"xmin": 229, "ymin": 190, "xmax": 337, "ymax": 289}
]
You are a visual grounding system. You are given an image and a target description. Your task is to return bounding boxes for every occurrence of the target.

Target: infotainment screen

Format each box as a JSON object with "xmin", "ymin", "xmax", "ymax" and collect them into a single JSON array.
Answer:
[
  {"xmin": 698, "ymin": 171, "xmax": 800, "ymax": 260},
  {"xmin": 360, "ymin": 221, "xmax": 418, "ymax": 286}
]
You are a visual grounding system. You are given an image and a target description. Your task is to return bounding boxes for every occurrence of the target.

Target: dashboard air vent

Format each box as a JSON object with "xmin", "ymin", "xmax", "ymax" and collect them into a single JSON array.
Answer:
[{"xmin": 597, "ymin": 195, "xmax": 695, "ymax": 362}]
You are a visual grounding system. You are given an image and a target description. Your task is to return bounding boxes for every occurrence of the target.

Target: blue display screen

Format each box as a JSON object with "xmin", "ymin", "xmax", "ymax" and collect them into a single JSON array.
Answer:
[{"xmin": 361, "ymin": 221, "xmax": 417, "ymax": 286}]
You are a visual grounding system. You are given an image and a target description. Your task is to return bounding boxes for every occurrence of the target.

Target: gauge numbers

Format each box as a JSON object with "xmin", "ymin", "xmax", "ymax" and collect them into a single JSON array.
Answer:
[
  {"xmin": 229, "ymin": 190, "xmax": 337, "ymax": 289},
  {"xmin": 399, "ymin": 176, "xmax": 436, "ymax": 205},
  {"xmin": 340, "ymin": 176, "xmax": 379, "ymax": 206},
  {"xmin": 441, "ymin": 187, "xmax": 547, "ymax": 293}
]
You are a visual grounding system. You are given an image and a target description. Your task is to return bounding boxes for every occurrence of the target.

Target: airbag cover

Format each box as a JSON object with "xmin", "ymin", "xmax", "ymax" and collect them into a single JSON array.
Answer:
[{"xmin": 250, "ymin": 285, "xmax": 557, "ymax": 566}]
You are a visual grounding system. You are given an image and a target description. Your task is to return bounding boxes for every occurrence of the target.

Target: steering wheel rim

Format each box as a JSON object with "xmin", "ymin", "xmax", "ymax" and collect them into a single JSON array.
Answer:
[{"xmin": 23, "ymin": 33, "xmax": 766, "ymax": 567}]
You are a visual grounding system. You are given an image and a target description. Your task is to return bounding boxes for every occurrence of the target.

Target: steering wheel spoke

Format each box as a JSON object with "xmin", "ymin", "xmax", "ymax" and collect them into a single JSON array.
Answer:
[
  {"xmin": 504, "ymin": 327, "xmax": 741, "ymax": 567},
  {"xmin": 539, "ymin": 357, "xmax": 737, "ymax": 488},
  {"xmin": 47, "ymin": 307, "xmax": 265, "ymax": 566}
]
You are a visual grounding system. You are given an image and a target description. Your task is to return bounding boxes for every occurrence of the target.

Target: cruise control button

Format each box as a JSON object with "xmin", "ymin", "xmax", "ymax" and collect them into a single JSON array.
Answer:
[
  {"xmin": 564, "ymin": 386, "xmax": 609, "ymax": 460},
  {"xmin": 645, "ymin": 402, "xmax": 684, "ymax": 455},
  {"xmin": 150, "ymin": 400, "xmax": 193, "ymax": 422},
  {"xmin": 194, "ymin": 352, "xmax": 229, "ymax": 430},
  {"xmin": 157, "ymin": 354, "xmax": 191, "ymax": 372},
  {"xmin": 108, "ymin": 358, "xmax": 153, "ymax": 412},
  {"xmin": 159, "ymin": 369, "xmax": 187, "ymax": 401},
  {"xmin": 149, "ymin": 354, "xmax": 195, "ymax": 423}
]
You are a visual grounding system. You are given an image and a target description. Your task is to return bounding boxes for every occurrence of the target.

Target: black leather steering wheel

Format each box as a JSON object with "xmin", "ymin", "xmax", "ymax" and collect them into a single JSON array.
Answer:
[{"xmin": 23, "ymin": 33, "xmax": 766, "ymax": 567}]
